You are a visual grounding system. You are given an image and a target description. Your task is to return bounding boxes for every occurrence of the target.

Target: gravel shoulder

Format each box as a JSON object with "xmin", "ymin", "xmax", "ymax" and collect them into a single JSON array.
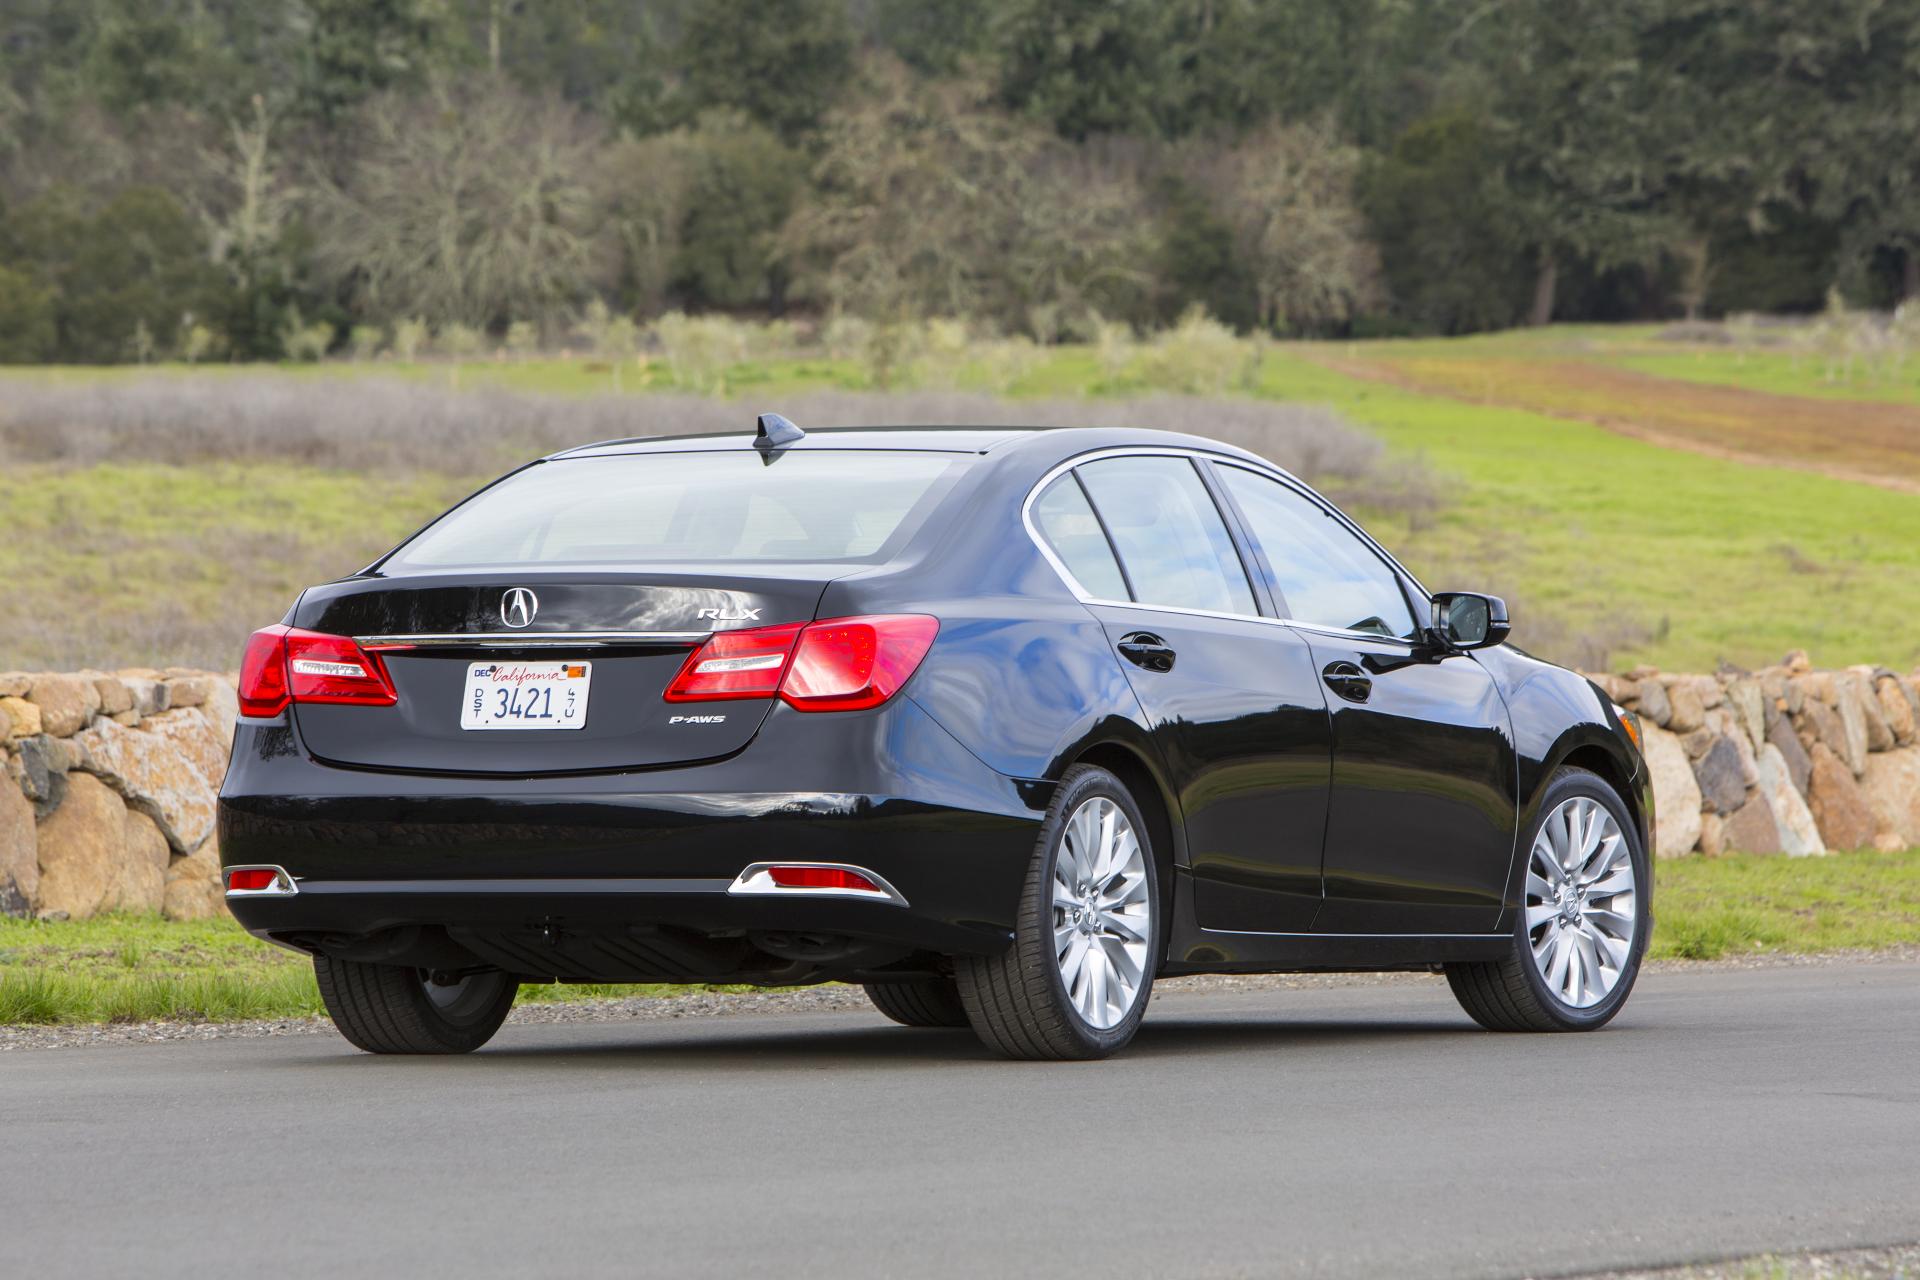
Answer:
[{"xmin": 7, "ymin": 943, "xmax": 1917, "ymax": 1053}]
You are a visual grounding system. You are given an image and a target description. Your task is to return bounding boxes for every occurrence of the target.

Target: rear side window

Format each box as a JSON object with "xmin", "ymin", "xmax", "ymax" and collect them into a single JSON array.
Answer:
[
  {"xmin": 1030, "ymin": 475, "xmax": 1129, "ymax": 600},
  {"xmin": 1217, "ymin": 464, "xmax": 1419, "ymax": 640},
  {"xmin": 1076, "ymin": 456, "xmax": 1256, "ymax": 616},
  {"xmin": 388, "ymin": 451, "xmax": 965, "ymax": 568}
]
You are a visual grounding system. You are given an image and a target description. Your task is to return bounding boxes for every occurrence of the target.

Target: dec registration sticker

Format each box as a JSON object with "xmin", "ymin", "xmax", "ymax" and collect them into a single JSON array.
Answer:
[{"xmin": 460, "ymin": 662, "xmax": 592, "ymax": 731}]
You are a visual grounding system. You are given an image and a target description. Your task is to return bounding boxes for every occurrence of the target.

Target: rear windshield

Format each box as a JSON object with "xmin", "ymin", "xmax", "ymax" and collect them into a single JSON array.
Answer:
[{"xmin": 386, "ymin": 451, "xmax": 967, "ymax": 569}]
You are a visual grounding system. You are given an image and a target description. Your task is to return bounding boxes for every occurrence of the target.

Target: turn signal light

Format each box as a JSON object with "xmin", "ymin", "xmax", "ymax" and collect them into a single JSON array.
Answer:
[
  {"xmin": 238, "ymin": 625, "xmax": 398, "ymax": 718},
  {"xmin": 765, "ymin": 865, "xmax": 882, "ymax": 892},
  {"xmin": 664, "ymin": 615, "xmax": 938, "ymax": 712}
]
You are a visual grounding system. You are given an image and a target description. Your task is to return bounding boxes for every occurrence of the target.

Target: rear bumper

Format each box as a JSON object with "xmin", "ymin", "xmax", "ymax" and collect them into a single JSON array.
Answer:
[{"xmin": 217, "ymin": 698, "xmax": 1050, "ymax": 979}]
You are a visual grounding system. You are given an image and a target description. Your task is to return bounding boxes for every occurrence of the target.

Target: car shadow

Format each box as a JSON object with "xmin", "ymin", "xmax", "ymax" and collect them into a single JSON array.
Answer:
[{"xmin": 289, "ymin": 1010, "xmax": 1486, "ymax": 1071}]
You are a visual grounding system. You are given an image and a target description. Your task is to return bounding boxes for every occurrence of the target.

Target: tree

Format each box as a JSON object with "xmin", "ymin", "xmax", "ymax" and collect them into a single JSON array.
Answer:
[
  {"xmin": 0, "ymin": 262, "xmax": 57, "ymax": 361},
  {"xmin": 1203, "ymin": 122, "xmax": 1382, "ymax": 333},
  {"xmin": 676, "ymin": 0, "xmax": 853, "ymax": 142},
  {"xmin": 2, "ymin": 184, "xmax": 224, "ymax": 360},
  {"xmin": 311, "ymin": 78, "xmax": 609, "ymax": 328},
  {"xmin": 1481, "ymin": 0, "xmax": 1675, "ymax": 324},
  {"xmin": 786, "ymin": 58, "xmax": 1150, "ymax": 332},
  {"xmin": 1362, "ymin": 109, "xmax": 1533, "ymax": 334}
]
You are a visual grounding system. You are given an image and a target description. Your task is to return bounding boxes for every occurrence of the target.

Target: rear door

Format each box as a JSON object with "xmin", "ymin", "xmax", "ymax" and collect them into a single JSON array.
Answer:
[
  {"xmin": 1035, "ymin": 455, "xmax": 1333, "ymax": 933},
  {"xmin": 1211, "ymin": 462, "xmax": 1517, "ymax": 934}
]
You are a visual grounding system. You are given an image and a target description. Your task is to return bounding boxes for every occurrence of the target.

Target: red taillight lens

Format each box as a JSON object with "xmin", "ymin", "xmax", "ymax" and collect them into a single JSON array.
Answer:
[
  {"xmin": 765, "ymin": 865, "xmax": 882, "ymax": 892},
  {"xmin": 782, "ymin": 615, "xmax": 939, "ymax": 712},
  {"xmin": 226, "ymin": 868, "xmax": 277, "ymax": 891},
  {"xmin": 662, "ymin": 615, "xmax": 938, "ymax": 712},
  {"xmin": 238, "ymin": 626, "xmax": 293, "ymax": 717},
  {"xmin": 663, "ymin": 622, "xmax": 805, "ymax": 701},
  {"xmin": 237, "ymin": 625, "xmax": 395, "ymax": 716}
]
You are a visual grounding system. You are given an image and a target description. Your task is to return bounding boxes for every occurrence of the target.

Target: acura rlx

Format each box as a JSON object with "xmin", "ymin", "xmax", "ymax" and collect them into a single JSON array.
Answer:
[{"xmin": 218, "ymin": 414, "xmax": 1652, "ymax": 1059}]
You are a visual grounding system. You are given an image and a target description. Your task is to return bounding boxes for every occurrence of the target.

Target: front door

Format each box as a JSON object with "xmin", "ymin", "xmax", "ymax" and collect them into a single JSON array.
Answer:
[
  {"xmin": 1211, "ymin": 462, "xmax": 1518, "ymax": 934},
  {"xmin": 1032, "ymin": 457, "xmax": 1333, "ymax": 932}
]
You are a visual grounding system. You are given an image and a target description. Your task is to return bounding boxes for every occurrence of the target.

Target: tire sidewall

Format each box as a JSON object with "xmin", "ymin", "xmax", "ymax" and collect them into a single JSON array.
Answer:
[
  {"xmin": 1033, "ymin": 766, "xmax": 1160, "ymax": 1056},
  {"xmin": 1512, "ymin": 769, "xmax": 1649, "ymax": 1030}
]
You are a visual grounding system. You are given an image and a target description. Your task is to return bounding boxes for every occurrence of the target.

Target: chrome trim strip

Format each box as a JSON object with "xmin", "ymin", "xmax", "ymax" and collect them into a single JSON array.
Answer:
[
  {"xmin": 1019, "ymin": 445, "xmax": 1431, "ymax": 644},
  {"xmin": 355, "ymin": 631, "xmax": 708, "ymax": 648},
  {"xmin": 727, "ymin": 861, "xmax": 910, "ymax": 908},
  {"xmin": 1198, "ymin": 928, "xmax": 1509, "ymax": 939},
  {"xmin": 223, "ymin": 864, "xmax": 299, "ymax": 897}
]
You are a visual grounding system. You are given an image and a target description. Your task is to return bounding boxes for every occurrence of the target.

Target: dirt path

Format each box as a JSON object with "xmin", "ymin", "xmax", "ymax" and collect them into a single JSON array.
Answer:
[{"xmin": 1303, "ymin": 348, "xmax": 1920, "ymax": 495}]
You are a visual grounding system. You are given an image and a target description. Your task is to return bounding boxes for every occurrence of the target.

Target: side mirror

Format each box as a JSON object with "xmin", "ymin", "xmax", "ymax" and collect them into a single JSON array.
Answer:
[{"xmin": 1430, "ymin": 592, "xmax": 1510, "ymax": 650}]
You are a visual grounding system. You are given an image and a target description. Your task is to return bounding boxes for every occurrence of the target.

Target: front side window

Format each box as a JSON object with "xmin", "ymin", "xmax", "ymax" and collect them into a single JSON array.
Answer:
[
  {"xmin": 1076, "ymin": 456, "xmax": 1256, "ymax": 616},
  {"xmin": 1030, "ymin": 474, "xmax": 1129, "ymax": 600},
  {"xmin": 387, "ymin": 451, "xmax": 965, "ymax": 568},
  {"xmin": 1217, "ymin": 465, "xmax": 1419, "ymax": 640}
]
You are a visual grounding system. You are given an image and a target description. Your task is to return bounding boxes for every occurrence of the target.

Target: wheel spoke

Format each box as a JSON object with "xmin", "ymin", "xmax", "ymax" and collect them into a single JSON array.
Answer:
[
  {"xmin": 1049, "ymin": 794, "xmax": 1151, "ymax": 1031},
  {"xmin": 1524, "ymin": 795, "xmax": 1637, "ymax": 1009}
]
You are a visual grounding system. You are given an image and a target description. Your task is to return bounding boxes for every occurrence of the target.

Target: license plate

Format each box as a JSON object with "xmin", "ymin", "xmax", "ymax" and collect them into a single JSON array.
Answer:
[{"xmin": 460, "ymin": 662, "xmax": 592, "ymax": 731}]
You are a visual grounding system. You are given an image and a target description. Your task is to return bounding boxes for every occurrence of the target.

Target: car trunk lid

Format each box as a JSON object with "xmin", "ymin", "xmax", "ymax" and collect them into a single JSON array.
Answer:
[{"xmin": 289, "ymin": 570, "xmax": 832, "ymax": 774}]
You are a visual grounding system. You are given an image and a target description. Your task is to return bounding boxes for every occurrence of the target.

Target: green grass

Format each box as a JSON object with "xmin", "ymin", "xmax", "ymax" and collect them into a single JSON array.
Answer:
[
  {"xmin": 1, "ymin": 850, "xmax": 1916, "ymax": 1023},
  {"xmin": 0, "ymin": 912, "xmax": 722, "ymax": 1025},
  {"xmin": 1242, "ymin": 349, "xmax": 1920, "ymax": 671},
  {"xmin": 9, "ymin": 321, "xmax": 1920, "ymax": 673},
  {"xmin": 1648, "ymin": 848, "xmax": 1920, "ymax": 960}
]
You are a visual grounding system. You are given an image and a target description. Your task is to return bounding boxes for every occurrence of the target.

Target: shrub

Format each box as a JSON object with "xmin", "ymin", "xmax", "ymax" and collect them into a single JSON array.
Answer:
[
  {"xmin": 347, "ymin": 325, "xmax": 385, "ymax": 360},
  {"xmin": 391, "ymin": 317, "xmax": 429, "ymax": 360}
]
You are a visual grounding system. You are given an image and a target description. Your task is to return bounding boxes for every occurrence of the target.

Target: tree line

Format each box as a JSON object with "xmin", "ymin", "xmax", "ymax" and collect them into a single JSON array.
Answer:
[{"xmin": 1, "ymin": 0, "xmax": 1915, "ymax": 363}]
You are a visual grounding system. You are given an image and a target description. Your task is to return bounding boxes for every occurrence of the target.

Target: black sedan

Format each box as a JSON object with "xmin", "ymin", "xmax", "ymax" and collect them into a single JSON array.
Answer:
[{"xmin": 219, "ymin": 414, "xmax": 1653, "ymax": 1060}]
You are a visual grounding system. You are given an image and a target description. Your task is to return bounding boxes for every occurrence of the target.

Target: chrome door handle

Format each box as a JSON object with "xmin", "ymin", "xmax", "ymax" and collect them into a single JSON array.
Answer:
[{"xmin": 1321, "ymin": 660, "xmax": 1372, "ymax": 702}]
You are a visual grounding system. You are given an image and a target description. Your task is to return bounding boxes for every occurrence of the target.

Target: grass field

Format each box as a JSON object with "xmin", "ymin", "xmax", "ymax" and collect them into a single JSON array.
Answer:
[
  {"xmin": 2, "ymin": 848, "xmax": 1915, "ymax": 1024},
  {"xmin": 5, "ymin": 319, "xmax": 1920, "ymax": 674}
]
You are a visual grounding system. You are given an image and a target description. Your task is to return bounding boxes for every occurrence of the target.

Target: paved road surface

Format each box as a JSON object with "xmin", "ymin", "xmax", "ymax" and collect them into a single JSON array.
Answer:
[{"xmin": 5, "ymin": 962, "xmax": 1917, "ymax": 1279}]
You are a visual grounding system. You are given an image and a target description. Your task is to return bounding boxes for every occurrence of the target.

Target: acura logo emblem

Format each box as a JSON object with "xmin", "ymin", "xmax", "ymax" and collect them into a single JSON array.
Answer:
[{"xmin": 501, "ymin": 588, "xmax": 539, "ymax": 629}]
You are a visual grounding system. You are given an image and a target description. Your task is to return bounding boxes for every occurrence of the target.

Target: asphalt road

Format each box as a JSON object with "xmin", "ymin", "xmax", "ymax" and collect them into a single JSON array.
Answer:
[{"xmin": 5, "ymin": 962, "xmax": 1918, "ymax": 1280}]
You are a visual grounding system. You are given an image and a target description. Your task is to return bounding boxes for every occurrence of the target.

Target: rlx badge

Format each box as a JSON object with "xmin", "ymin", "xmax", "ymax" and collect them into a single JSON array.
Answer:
[
  {"xmin": 501, "ymin": 588, "xmax": 539, "ymax": 628},
  {"xmin": 697, "ymin": 607, "xmax": 761, "ymax": 622}
]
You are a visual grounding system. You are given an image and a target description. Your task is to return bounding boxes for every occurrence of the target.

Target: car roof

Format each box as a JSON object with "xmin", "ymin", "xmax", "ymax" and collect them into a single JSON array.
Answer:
[
  {"xmin": 546, "ymin": 424, "xmax": 1280, "ymax": 472},
  {"xmin": 550, "ymin": 425, "xmax": 1034, "ymax": 458}
]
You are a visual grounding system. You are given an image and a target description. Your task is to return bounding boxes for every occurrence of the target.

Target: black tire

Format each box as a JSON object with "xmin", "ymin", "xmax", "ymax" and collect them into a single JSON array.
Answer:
[
  {"xmin": 862, "ymin": 977, "xmax": 969, "ymax": 1028},
  {"xmin": 314, "ymin": 956, "xmax": 518, "ymax": 1054},
  {"xmin": 1446, "ymin": 767, "xmax": 1649, "ymax": 1032},
  {"xmin": 956, "ymin": 764, "xmax": 1160, "ymax": 1060}
]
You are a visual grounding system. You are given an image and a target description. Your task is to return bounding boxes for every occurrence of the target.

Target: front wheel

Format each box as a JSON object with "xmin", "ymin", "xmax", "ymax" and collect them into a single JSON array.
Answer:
[
  {"xmin": 1446, "ymin": 767, "xmax": 1648, "ymax": 1032},
  {"xmin": 314, "ymin": 956, "xmax": 518, "ymax": 1054},
  {"xmin": 956, "ymin": 765, "xmax": 1159, "ymax": 1060}
]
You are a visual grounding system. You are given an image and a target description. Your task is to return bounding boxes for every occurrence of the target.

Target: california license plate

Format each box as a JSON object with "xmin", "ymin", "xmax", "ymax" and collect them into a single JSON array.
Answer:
[{"xmin": 459, "ymin": 662, "xmax": 592, "ymax": 731}]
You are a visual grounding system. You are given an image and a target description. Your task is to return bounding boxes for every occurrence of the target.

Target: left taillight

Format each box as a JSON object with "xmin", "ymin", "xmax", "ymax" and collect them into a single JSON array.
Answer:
[{"xmin": 237, "ymin": 625, "xmax": 397, "ymax": 718}]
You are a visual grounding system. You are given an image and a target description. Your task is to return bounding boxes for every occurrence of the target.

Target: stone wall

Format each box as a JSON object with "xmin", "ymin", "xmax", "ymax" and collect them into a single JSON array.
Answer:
[
  {"xmin": 3, "ymin": 653, "xmax": 1914, "ymax": 922},
  {"xmin": 1588, "ymin": 653, "xmax": 1920, "ymax": 858},
  {"xmin": 1, "ymin": 670, "xmax": 237, "ymax": 921}
]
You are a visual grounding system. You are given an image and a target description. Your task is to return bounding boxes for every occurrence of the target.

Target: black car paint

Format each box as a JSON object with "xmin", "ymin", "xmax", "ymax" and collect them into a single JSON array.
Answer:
[{"xmin": 219, "ymin": 426, "xmax": 1651, "ymax": 986}]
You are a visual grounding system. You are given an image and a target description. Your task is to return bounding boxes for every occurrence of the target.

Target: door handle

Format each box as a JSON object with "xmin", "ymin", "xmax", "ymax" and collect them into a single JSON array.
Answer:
[
  {"xmin": 1117, "ymin": 632, "xmax": 1176, "ymax": 673},
  {"xmin": 1321, "ymin": 660, "xmax": 1372, "ymax": 702}
]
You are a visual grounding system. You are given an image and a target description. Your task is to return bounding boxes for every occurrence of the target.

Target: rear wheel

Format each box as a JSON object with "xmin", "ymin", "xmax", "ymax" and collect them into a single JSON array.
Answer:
[
  {"xmin": 314, "ymin": 956, "xmax": 518, "ymax": 1054},
  {"xmin": 1446, "ymin": 768, "xmax": 1647, "ymax": 1032},
  {"xmin": 956, "ymin": 765, "xmax": 1159, "ymax": 1060},
  {"xmin": 862, "ymin": 977, "xmax": 969, "ymax": 1028}
]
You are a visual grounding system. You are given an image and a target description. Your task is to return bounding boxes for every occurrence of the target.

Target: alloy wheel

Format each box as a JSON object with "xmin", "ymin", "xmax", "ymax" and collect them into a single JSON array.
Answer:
[
  {"xmin": 1524, "ymin": 796, "xmax": 1638, "ymax": 1009},
  {"xmin": 1051, "ymin": 796, "xmax": 1152, "ymax": 1030}
]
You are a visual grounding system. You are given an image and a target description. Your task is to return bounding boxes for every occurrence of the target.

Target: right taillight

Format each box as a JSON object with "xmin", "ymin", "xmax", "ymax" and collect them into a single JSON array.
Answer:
[
  {"xmin": 663, "ymin": 614, "xmax": 938, "ymax": 712},
  {"xmin": 237, "ymin": 625, "xmax": 397, "ymax": 718}
]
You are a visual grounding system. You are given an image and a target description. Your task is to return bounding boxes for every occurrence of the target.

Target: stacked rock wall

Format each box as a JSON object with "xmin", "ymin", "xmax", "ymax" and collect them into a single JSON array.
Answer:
[
  {"xmin": 2, "ymin": 654, "xmax": 1916, "ymax": 922},
  {"xmin": 1588, "ymin": 653, "xmax": 1920, "ymax": 858},
  {"xmin": 0, "ymin": 670, "xmax": 237, "ymax": 920}
]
